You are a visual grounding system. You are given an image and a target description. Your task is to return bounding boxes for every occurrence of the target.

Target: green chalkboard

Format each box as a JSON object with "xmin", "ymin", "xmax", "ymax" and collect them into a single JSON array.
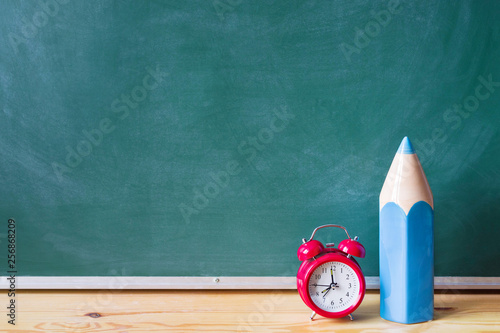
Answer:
[{"xmin": 1, "ymin": 0, "xmax": 499, "ymax": 278}]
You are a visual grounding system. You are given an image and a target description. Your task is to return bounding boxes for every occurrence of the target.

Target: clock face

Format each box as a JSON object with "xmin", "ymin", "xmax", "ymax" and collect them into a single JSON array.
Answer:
[{"xmin": 308, "ymin": 261, "xmax": 360, "ymax": 313}]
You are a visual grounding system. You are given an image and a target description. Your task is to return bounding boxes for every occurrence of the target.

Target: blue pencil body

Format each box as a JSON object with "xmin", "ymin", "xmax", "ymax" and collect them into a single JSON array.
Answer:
[{"xmin": 380, "ymin": 201, "xmax": 434, "ymax": 323}]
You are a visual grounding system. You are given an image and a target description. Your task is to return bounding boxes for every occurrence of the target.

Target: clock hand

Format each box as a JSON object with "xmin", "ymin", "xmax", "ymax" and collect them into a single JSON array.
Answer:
[
  {"xmin": 331, "ymin": 267, "xmax": 335, "ymax": 284},
  {"xmin": 323, "ymin": 287, "xmax": 332, "ymax": 298},
  {"xmin": 311, "ymin": 284, "xmax": 330, "ymax": 287}
]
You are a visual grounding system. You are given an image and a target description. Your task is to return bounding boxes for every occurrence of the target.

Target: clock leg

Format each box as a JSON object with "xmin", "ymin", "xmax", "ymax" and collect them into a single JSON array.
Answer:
[
  {"xmin": 310, "ymin": 311, "xmax": 316, "ymax": 320},
  {"xmin": 348, "ymin": 314, "xmax": 353, "ymax": 321}
]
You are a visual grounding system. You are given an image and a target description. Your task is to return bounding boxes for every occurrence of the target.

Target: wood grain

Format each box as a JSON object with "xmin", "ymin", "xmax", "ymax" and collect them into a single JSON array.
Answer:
[{"xmin": 1, "ymin": 290, "xmax": 499, "ymax": 332}]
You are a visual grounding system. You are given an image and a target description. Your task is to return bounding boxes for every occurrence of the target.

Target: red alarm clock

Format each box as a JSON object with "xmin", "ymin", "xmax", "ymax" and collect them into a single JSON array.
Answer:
[{"xmin": 297, "ymin": 224, "xmax": 366, "ymax": 320}]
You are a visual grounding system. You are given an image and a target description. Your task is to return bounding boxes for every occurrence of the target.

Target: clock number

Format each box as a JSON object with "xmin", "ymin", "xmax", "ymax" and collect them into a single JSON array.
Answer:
[
  {"xmin": 316, "ymin": 292, "xmax": 319, "ymax": 296},
  {"xmin": 331, "ymin": 300, "xmax": 334, "ymax": 305},
  {"xmin": 346, "ymin": 274, "xmax": 349, "ymax": 280},
  {"xmin": 322, "ymin": 268, "xmax": 327, "ymax": 273},
  {"xmin": 315, "ymin": 274, "xmax": 321, "ymax": 280},
  {"xmin": 349, "ymin": 283, "xmax": 352, "ymax": 288},
  {"xmin": 346, "ymin": 292, "xmax": 349, "ymax": 297},
  {"xmin": 332, "ymin": 265, "xmax": 336, "ymax": 271},
  {"xmin": 340, "ymin": 298, "xmax": 343, "ymax": 303}
]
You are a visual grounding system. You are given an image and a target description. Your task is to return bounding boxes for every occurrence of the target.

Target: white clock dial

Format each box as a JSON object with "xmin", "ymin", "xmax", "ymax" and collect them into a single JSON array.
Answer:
[{"xmin": 308, "ymin": 261, "xmax": 360, "ymax": 312}]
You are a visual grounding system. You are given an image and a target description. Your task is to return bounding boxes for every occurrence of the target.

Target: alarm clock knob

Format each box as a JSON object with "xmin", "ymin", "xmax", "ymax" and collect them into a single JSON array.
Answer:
[
  {"xmin": 338, "ymin": 236, "xmax": 366, "ymax": 258},
  {"xmin": 297, "ymin": 240, "xmax": 324, "ymax": 261}
]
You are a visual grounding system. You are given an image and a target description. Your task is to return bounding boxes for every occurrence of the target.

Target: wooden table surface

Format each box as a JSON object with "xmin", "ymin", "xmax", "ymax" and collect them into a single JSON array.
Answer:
[{"xmin": 1, "ymin": 290, "xmax": 499, "ymax": 332}]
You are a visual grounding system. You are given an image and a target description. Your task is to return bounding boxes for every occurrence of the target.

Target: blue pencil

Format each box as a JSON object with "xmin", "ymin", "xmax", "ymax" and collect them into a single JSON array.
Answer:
[{"xmin": 379, "ymin": 137, "xmax": 434, "ymax": 324}]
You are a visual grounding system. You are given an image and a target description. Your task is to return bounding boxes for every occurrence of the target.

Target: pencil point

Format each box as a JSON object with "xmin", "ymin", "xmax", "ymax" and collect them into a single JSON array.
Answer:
[{"xmin": 397, "ymin": 136, "xmax": 415, "ymax": 154}]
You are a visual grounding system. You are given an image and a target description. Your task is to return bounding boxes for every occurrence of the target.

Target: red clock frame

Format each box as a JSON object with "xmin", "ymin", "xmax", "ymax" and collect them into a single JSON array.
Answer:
[{"xmin": 297, "ymin": 248, "xmax": 366, "ymax": 319}]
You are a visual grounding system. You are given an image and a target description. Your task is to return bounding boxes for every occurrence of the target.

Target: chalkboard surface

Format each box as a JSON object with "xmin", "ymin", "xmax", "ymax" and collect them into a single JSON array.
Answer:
[{"xmin": 1, "ymin": 0, "xmax": 499, "ymax": 278}]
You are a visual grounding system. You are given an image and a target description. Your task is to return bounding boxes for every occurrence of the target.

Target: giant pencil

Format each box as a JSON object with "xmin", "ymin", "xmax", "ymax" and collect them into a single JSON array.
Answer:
[{"xmin": 379, "ymin": 136, "xmax": 434, "ymax": 324}]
